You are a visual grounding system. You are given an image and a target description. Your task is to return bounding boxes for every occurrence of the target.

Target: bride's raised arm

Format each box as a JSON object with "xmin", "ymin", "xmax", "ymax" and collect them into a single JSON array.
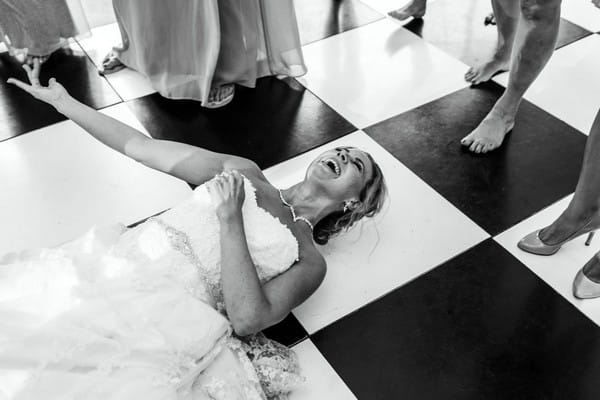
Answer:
[{"xmin": 8, "ymin": 61, "xmax": 259, "ymax": 185}]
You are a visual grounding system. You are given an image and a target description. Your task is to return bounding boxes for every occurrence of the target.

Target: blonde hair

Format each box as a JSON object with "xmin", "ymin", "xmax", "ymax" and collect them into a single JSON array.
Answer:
[{"xmin": 313, "ymin": 150, "xmax": 387, "ymax": 245}]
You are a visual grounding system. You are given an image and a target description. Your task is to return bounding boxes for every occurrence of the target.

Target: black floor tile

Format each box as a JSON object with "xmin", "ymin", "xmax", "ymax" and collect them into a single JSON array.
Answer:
[
  {"xmin": 263, "ymin": 313, "xmax": 308, "ymax": 347},
  {"xmin": 556, "ymin": 18, "xmax": 594, "ymax": 49},
  {"xmin": 402, "ymin": 0, "xmax": 591, "ymax": 68},
  {"xmin": 294, "ymin": 0, "xmax": 383, "ymax": 45},
  {"xmin": 311, "ymin": 239, "xmax": 600, "ymax": 400},
  {"xmin": 365, "ymin": 82, "xmax": 586, "ymax": 235},
  {"xmin": 127, "ymin": 77, "xmax": 356, "ymax": 169},
  {"xmin": 0, "ymin": 46, "xmax": 121, "ymax": 141}
]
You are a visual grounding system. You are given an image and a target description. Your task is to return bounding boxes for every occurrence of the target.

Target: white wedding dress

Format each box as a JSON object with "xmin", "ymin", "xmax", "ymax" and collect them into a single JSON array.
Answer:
[{"xmin": 0, "ymin": 178, "xmax": 304, "ymax": 400}]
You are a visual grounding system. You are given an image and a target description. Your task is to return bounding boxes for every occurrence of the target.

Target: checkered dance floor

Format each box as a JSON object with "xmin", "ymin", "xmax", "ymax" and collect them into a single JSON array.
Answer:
[{"xmin": 1, "ymin": 0, "xmax": 600, "ymax": 398}]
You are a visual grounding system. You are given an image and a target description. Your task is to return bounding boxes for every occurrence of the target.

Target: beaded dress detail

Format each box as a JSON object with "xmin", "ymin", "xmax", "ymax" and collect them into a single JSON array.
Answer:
[{"xmin": 0, "ymin": 177, "xmax": 303, "ymax": 400}]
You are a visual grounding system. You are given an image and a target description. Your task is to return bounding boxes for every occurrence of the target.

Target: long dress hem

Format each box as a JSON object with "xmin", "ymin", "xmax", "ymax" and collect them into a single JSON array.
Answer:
[
  {"xmin": 0, "ymin": 0, "xmax": 90, "ymax": 58},
  {"xmin": 112, "ymin": 0, "xmax": 306, "ymax": 103}
]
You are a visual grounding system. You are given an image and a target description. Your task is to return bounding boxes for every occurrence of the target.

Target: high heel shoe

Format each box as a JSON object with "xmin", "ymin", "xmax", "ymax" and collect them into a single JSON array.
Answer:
[
  {"xmin": 573, "ymin": 266, "xmax": 600, "ymax": 299},
  {"xmin": 517, "ymin": 218, "xmax": 597, "ymax": 256}
]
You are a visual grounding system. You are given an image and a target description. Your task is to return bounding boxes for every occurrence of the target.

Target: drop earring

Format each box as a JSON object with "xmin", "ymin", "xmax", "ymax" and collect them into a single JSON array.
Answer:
[{"xmin": 343, "ymin": 200, "xmax": 354, "ymax": 213}]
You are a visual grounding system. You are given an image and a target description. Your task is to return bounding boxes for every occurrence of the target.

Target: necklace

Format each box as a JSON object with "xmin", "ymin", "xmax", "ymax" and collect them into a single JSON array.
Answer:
[{"xmin": 278, "ymin": 189, "xmax": 314, "ymax": 232}]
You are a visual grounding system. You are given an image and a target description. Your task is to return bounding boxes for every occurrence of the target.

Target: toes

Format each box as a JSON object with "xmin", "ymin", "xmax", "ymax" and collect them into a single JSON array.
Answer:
[
  {"xmin": 471, "ymin": 70, "xmax": 487, "ymax": 85},
  {"xmin": 460, "ymin": 135, "xmax": 473, "ymax": 146},
  {"xmin": 469, "ymin": 141, "xmax": 478, "ymax": 153},
  {"xmin": 473, "ymin": 72, "xmax": 491, "ymax": 85},
  {"xmin": 467, "ymin": 70, "xmax": 483, "ymax": 84},
  {"xmin": 101, "ymin": 54, "xmax": 113, "ymax": 67},
  {"xmin": 468, "ymin": 139, "xmax": 487, "ymax": 154},
  {"xmin": 486, "ymin": 142, "xmax": 500, "ymax": 153},
  {"xmin": 388, "ymin": 10, "xmax": 409, "ymax": 20},
  {"xmin": 464, "ymin": 68, "xmax": 476, "ymax": 82}
]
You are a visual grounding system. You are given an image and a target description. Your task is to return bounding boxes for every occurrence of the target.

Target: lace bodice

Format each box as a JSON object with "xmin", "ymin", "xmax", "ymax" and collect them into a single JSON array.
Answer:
[{"xmin": 110, "ymin": 177, "xmax": 300, "ymax": 312}]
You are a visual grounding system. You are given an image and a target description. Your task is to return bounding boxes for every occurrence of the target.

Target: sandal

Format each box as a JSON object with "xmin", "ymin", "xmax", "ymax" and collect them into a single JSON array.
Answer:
[
  {"xmin": 25, "ymin": 55, "xmax": 49, "ymax": 67},
  {"xmin": 484, "ymin": 12, "xmax": 496, "ymax": 26},
  {"xmin": 100, "ymin": 50, "xmax": 126, "ymax": 75},
  {"xmin": 205, "ymin": 84, "xmax": 235, "ymax": 109}
]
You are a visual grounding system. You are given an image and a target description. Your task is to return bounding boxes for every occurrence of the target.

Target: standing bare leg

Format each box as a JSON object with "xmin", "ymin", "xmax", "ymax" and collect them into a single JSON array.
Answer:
[
  {"xmin": 461, "ymin": 0, "xmax": 562, "ymax": 154},
  {"xmin": 388, "ymin": 0, "xmax": 427, "ymax": 21},
  {"xmin": 464, "ymin": 0, "xmax": 520, "ymax": 85}
]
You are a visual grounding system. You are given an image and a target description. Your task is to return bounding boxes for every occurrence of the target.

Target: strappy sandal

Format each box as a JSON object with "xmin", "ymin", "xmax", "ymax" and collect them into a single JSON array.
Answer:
[
  {"xmin": 100, "ymin": 50, "xmax": 126, "ymax": 75},
  {"xmin": 25, "ymin": 55, "xmax": 49, "ymax": 67},
  {"xmin": 205, "ymin": 84, "xmax": 235, "ymax": 109},
  {"xmin": 484, "ymin": 13, "xmax": 496, "ymax": 26}
]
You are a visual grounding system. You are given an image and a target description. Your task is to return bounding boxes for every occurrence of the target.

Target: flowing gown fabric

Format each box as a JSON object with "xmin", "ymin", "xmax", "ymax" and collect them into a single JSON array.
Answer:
[
  {"xmin": 112, "ymin": 0, "xmax": 307, "ymax": 103},
  {"xmin": 0, "ymin": 0, "xmax": 90, "ymax": 57},
  {"xmin": 0, "ymin": 178, "xmax": 303, "ymax": 400}
]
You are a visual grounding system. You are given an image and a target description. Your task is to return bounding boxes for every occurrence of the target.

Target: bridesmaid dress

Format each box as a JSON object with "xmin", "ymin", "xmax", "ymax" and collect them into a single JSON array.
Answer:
[
  {"xmin": 0, "ymin": 0, "xmax": 90, "ymax": 58},
  {"xmin": 111, "ymin": 0, "xmax": 306, "ymax": 103}
]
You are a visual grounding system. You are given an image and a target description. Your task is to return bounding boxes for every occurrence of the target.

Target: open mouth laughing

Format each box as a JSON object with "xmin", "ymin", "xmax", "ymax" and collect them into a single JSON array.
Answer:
[{"xmin": 321, "ymin": 158, "xmax": 341, "ymax": 176}]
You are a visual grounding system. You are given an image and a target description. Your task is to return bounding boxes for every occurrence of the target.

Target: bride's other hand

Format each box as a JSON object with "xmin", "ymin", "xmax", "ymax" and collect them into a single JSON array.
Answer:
[
  {"xmin": 7, "ymin": 58, "xmax": 70, "ymax": 109},
  {"xmin": 208, "ymin": 170, "xmax": 246, "ymax": 221}
]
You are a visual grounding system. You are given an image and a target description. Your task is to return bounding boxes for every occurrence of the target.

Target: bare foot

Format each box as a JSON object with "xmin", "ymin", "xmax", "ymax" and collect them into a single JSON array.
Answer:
[
  {"xmin": 464, "ymin": 57, "xmax": 509, "ymax": 85},
  {"xmin": 388, "ymin": 0, "xmax": 427, "ymax": 21},
  {"xmin": 460, "ymin": 109, "xmax": 515, "ymax": 153},
  {"xmin": 205, "ymin": 84, "xmax": 235, "ymax": 109}
]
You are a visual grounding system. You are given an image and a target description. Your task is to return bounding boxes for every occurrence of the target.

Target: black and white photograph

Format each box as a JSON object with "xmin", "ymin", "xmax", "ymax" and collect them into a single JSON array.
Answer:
[{"xmin": 1, "ymin": 0, "xmax": 600, "ymax": 398}]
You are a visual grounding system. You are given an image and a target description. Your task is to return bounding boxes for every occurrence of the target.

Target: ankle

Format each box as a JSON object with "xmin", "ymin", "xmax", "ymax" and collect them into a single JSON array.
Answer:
[
  {"xmin": 563, "ymin": 204, "xmax": 600, "ymax": 226},
  {"xmin": 490, "ymin": 98, "xmax": 519, "ymax": 120},
  {"xmin": 492, "ymin": 45, "xmax": 512, "ymax": 63},
  {"xmin": 486, "ymin": 106, "xmax": 516, "ymax": 124}
]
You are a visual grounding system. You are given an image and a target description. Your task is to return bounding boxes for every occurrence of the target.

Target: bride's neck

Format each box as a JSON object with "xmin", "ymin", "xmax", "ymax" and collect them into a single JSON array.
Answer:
[{"xmin": 280, "ymin": 182, "xmax": 336, "ymax": 225}]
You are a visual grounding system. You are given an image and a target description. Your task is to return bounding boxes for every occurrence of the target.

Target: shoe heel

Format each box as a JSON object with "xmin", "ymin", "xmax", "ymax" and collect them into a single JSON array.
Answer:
[{"xmin": 585, "ymin": 231, "xmax": 595, "ymax": 246}]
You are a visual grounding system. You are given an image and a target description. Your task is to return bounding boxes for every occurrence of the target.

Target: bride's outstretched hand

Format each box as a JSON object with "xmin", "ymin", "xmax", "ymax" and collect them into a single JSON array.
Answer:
[
  {"xmin": 7, "ymin": 58, "xmax": 70, "ymax": 108},
  {"xmin": 208, "ymin": 170, "xmax": 246, "ymax": 221}
]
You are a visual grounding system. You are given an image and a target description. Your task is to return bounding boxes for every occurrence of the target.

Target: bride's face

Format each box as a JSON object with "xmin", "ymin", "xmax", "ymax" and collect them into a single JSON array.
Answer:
[{"xmin": 306, "ymin": 147, "xmax": 375, "ymax": 201}]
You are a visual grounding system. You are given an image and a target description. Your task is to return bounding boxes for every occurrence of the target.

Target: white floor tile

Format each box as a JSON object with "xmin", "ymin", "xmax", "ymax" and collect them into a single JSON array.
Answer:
[
  {"xmin": 80, "ymin": 0, "xmax": 116, "ymax": 28},
  {"xmin": 495, "ymin": 194, "xmax": 600, "ymax": 327},
  {"xmin": 290, "ymin": 340, "xmax": 357, "ymax": 400},
  {"xmin": 264, "ymin": 131, "xmax": 489, "ymax": 333},
  {"xmin": 360, "ymin": 0, "xmax": 438, "ymax": 15},
  {"xmin": 0, "ymin": 103, "xmax": 192, "ymax": 255},
  {"xmin": 360, "ymin": 0, "xmax": 414, "ymax": 14},
  {"xmin": 493, "ymin": 34, "xmax": 600, "ymax": 135},
  {"xmin": 77, "ymin": 23, "xmax": 156, "ymax": 101},
  {"xmin": 298, "ymin": 19, "xmax": 469, "ymax": 129},
  {"xmin": 561, "ymin": 0, "xmax": 600, "ymax": 32}
]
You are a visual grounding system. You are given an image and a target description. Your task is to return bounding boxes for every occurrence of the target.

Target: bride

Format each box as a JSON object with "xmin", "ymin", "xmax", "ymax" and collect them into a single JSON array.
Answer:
[{"xmin": 2, "ymin": 62, "xmax": 387, "ymax": 399}]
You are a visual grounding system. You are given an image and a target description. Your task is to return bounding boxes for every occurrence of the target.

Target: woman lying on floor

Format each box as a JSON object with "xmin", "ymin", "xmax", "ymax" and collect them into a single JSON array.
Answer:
[{"xmin": 2, "ymin": 61, "xmax": 387, "ymax": 399}]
